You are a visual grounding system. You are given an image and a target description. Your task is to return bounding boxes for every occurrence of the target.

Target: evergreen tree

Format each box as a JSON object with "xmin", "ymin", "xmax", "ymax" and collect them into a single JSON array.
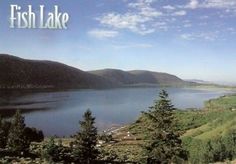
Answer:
[
  {"xmin": 0, "ymin": 115, "xmax": 6, "ymax": 148},
  {"xmin": 144, "ymin": 90, "xmax": 188, "ymax": 164},
  {"xmin": 0, "ymin": 120, "xmax": 11, "ymax": 149},
  {"xmin": 7, "ymin": 110, "xmax": 30, "ymax": 153},
  {"xmin": 43, "ymin": 137, "xmax": 62, "ymax": 162},
  {"xmin": 73, "ymin": 109, "xmax": 99, "ymax": 163}
]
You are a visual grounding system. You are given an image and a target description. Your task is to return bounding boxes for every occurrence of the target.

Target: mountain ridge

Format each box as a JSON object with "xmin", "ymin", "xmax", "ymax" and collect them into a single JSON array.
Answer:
[
  {"xmin": 0, "ymin": 54, "xmax": 195, "ymax": 89},
  {"xmin": 89, "ymin": 69, "xmax": 190, "ymax": 86},
  {"xmin": 0, "ymin": 54, "xmax": 115, "ymax": 89}
]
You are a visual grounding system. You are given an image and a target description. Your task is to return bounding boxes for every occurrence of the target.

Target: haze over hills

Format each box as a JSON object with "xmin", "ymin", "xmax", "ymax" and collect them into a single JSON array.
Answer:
[
  {"xmin": 185, "ymin": 79, "xmax": 236, "ymax": 87},
  {"xmin": 185, "ymin": 79, "xmax": 213, "ymax": 84},
  {"xmin": 0, "ymin": 54, "xmax": 195, "ymax": 89}
]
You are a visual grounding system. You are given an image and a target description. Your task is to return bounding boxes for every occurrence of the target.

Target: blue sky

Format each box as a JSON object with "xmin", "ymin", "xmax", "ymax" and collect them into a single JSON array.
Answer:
[{"xmin": 0, "ymin": 0, "xmax": 236, "ymax": 84}]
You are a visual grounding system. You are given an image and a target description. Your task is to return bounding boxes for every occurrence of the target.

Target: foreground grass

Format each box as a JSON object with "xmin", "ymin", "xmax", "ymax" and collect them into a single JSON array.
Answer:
[{"xmin": 205, "ymin": 95, "xmax": 236, "ymax": 110}]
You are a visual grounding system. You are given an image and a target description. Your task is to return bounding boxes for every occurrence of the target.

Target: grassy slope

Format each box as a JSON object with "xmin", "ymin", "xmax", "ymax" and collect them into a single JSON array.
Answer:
[
  {"xmin": 205, "ymin": 95, "xmax": 236, "ymax": 110},
  {"xmin": 104, "ymin": 94, "xmax": 236, "ymax": 163}
]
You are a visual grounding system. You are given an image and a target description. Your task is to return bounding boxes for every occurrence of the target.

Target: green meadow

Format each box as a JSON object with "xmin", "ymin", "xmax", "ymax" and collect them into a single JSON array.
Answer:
[{"xmin": 104, "ymin": 94, "xmax": 236, "ymax": 163}]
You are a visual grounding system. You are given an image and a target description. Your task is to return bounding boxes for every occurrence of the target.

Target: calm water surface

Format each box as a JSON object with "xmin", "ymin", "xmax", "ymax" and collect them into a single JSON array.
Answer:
[{"xmin": 0, "ymin": 87, "xmax": 233, "ymax": 136}]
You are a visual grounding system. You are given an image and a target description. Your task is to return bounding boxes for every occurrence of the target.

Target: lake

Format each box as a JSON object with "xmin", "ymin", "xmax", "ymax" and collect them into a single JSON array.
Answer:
[{"xmin": 0, "ymin": 87, "xmax": 233, "ymax": 136}]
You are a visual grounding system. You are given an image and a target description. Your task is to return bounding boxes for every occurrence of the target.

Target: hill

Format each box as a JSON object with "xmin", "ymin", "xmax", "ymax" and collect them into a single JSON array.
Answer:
[
  {"xmin": 89, "ymin": 69, "xmax": 138, "ymax": 85},
  {"xmin": 90, "ymin": 69, "xmax": 191, "ymax": 87},
  {"xmin": 0, "ymin": 54, "xmax": 115, "ymax": 89},
  {"xmin": 0, "ymin": 54, "xmax": 194, "ymax": 89},
  {"xmin": 129, "ymin": 70, "xmax": 187, "ymax": 86}
]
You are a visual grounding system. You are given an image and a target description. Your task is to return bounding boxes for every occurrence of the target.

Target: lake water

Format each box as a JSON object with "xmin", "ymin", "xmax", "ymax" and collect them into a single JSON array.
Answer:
[{"xmin": 0, "ymin": 87, "xmax": 233, "ymax": 136}]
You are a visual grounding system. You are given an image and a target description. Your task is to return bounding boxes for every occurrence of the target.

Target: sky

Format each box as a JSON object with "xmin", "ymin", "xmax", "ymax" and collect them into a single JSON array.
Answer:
[{"xmin": 0, "ymin": 0, "xmax": 236, "ymax": 84}]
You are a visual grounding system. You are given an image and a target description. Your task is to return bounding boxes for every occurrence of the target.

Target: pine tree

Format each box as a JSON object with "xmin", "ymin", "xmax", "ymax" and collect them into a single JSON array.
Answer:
[
  {"xmin": 43, "ymin": 137, "xmax": 62, "ymax": 162},
  {"xmin": 7, "ymin": 110, "xmax": 30, "ymax": 153},
  {"xmin": 144, "ymin": 90, "xmax": 188, "ymax": 164},
  {"xmin": 0, "ymin": 115, "xmax": 6, "ymax": 148},
  {"xmin": 0, "ymin": 119, "xmax": 11, "ymax": 149},
  {"xmin": 73, "ymin": 109, "xmax": 99, "ymax": 163}
]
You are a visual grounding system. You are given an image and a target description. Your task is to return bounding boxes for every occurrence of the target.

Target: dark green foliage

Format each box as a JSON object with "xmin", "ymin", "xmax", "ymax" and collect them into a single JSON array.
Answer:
[
  {"xmin": 98, "ymin": 133, "xmax": 113, "ymax": 143},
  {"xmin": 23, "ymin": 127, "xmax": 44, "ymax": 143},
  {"xmin": 6, "ymin": 110, "xmax": 30, "ymax": 153},
  {"xmin": 42, "ymin": 138, "xmax": 73, "ymax": 163},
  {"xmin": 143, "ymin": 90, "xmax": 188, "ymax": 163},
  {"xmin": 42, "ymin": 137, "xmax": 57, "ymax": 161},
  {"xmin": 99, "ymin": 149, "xmax": 119, "ymax": 162},
  {"xmin": 0, "ymin": 116, "xmax": 5, "ymax": 148},
  {"xmin": 184, "ymin": 139, "xmax": 212, "ymax": 164},
  {"xmin": 0, "ymin": 117, "xmax": 11, "ymax": 149},
  {"xmin": 73, "ymin": 109, "xmax": 99, "ymax": 163},
  {"xmin": 42, "ymin": 137, "xmax": 64, "ymax": 162},
  {"xmin": 0, "ymin": 113, "xmax": 43, "ymax": 151},
  {"xmin": 223, "ymin": 130, "xmax": 236, "ymax": 158},
  {"xmin": 183, "ymin": 130, "xmax": 236, "ymax": 163}
]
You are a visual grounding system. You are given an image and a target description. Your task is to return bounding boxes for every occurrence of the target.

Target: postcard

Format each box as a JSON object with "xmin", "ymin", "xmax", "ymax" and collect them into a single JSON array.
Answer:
[{"xmin": 0, "ymin": 1, "xmax": 236, "ymax": 163}]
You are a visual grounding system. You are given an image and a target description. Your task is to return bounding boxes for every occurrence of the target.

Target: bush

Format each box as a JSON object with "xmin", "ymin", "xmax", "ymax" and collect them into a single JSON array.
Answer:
[
  {"xmin": 98, "ymin": 133, "xmax": 113, "ymax": 143},
  {"xmin": 24, "ymin": 127, "xmax": 44, "ymax": 143},
  {"xmin": 185, "ymin": 130, "xmax": 236, "ymax": 163}
]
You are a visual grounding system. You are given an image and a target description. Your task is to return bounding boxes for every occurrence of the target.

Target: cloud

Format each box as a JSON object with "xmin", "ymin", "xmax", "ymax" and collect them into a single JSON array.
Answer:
[
  {"xmin": 180, "ymin": 32, "xmax": 218, "ymax": 41},
  {"xmin": 154, "ymin": 22, "xmax": 169, "ymax": 31},
  {"xmin": 93, "ymin": 0, "xmax": 235, "ymax": 40},
  {"xmin": 98, "ymin": 13, "xmax": 149, "ymax": 29},
  {"xmin": 203, "ymin": 0, "xmax": 236, "ymax": 9},
  {"xmin": 172, "ymin": 10, "xmax": 187, "ymax": 16},
  {"xmin": 97, "ymin": 13, "xmax": 156, "ymax": 35},
  {"xmin": 186, "ymin": 0, "xmax": 199, "ymax": 9},
  {"xmin": 180, "ymin": 34, "xmax": 195, "ymax": 40},
  {"xmin": 128, "ymin": 0, "xmax": 160, "ymax": 16},
  {"xmin": 112, "ymin": 43, "xmax": 153, "ymax": 49},
  {"xmin": 163, "ymin": 5, "xmax": 176, "ymax": 10},
  {"xmin": 185, "ymin": 0, "xmax": 236, "ymax": 9},
  {"xmin": 183, "ymin": 23, "xmax": 192, "ymax": 28},
  {"xmin": 226, "ymin": 27, "xmax": 236, "ymax": 34},
  {"xmin": 97, "ymin": 0, "xmax": 163, "ymax": 35},
  {"xmin": 199, "ymin": 15, "xmax": 209, "ymax": 19},
  {"xmin": 88, "ymin": 29, "xmax": 119, "ymax": 39}
]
